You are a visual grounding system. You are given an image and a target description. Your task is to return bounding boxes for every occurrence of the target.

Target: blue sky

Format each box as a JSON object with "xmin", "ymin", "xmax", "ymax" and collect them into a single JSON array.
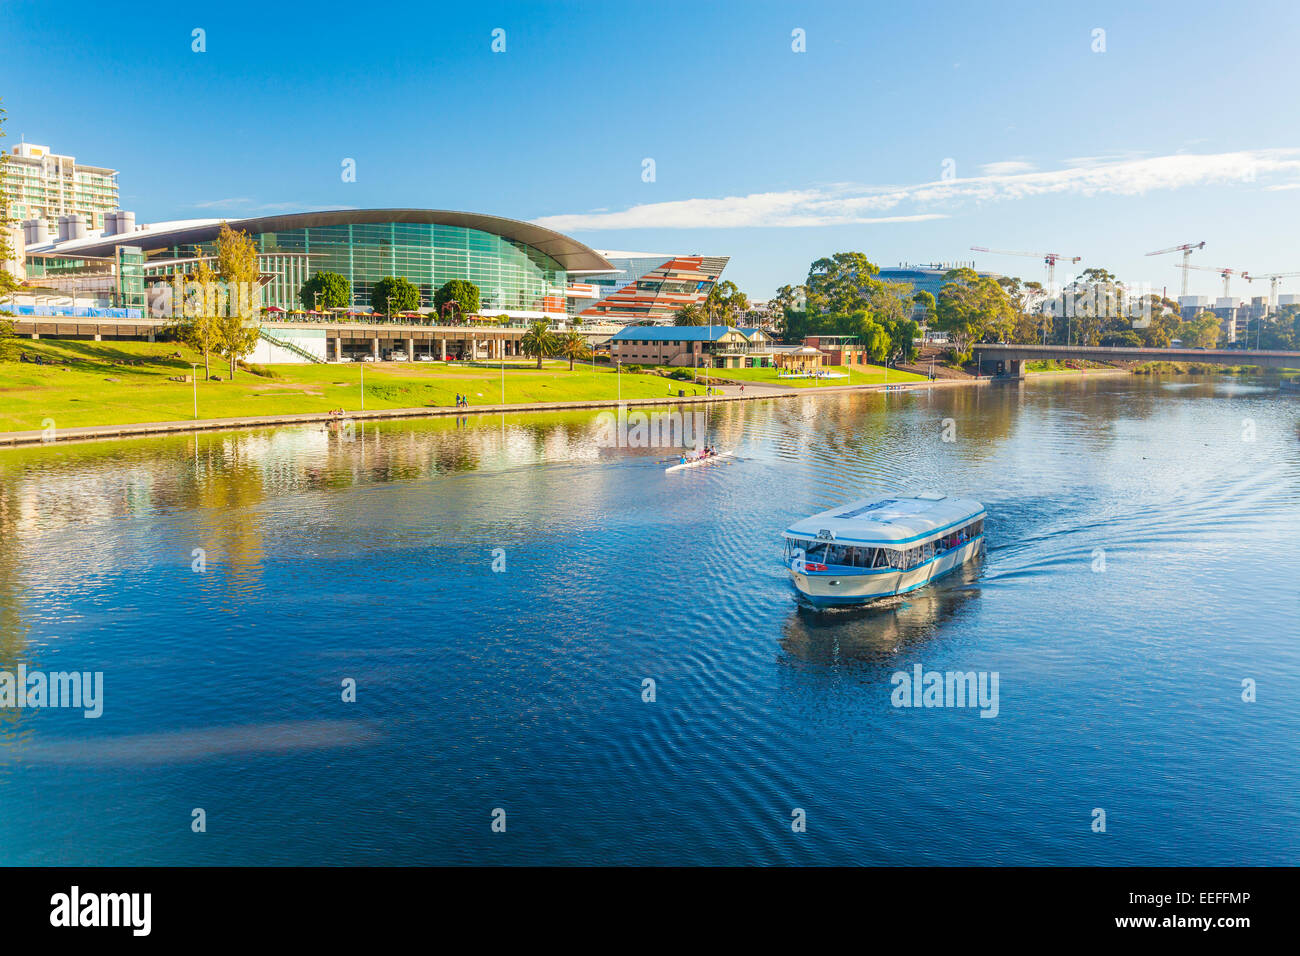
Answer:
[{"xmin": 4, "ymin": 0, "xmax": 1299, "ymax": 298}]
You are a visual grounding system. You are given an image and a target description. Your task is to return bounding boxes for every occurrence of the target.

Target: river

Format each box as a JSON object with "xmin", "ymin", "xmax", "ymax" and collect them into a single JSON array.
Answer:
[{"xmin": 0, "ymin": 375, "xmax": 1297, "ymax": 864}]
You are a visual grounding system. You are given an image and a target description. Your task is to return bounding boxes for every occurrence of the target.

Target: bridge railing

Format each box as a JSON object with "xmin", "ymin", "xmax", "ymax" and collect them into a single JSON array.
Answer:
[{"xmin": 974, "ymin": 343, "xmax": 1300, "ymax": 358}]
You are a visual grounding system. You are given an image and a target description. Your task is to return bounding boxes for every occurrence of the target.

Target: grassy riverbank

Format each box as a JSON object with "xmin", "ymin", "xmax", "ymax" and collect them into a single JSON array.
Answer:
[
  {"xmin": 0, "ymin": 339, "xmax": 680, "ymax": 432},
  {"xmin": 708, "ymin": 365, "xmax": 928, "ymax": 387}
]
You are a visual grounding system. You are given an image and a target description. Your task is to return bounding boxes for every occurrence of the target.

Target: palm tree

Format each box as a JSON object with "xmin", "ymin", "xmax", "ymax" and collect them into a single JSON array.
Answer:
[
  {"xmin": 673, "ymin": 304, "xmax": 706, "ymax": 326},
  {"xmin": 559, "ymin": 331, "xmax": 591, "ymax": 370},
  {"xmin": 520, "ymin": 320, "xmax": 559, "ymax": 369}
]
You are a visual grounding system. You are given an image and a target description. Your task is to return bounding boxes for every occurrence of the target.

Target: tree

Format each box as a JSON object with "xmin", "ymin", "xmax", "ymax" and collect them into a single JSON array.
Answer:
[
  {"xmin": 805, "ymin": 253, "xmax": 883, "ymax": 314},
  {"xmin": 0, "ymin": 316, "xmax": 19, "ymax": 362},
  {"xmin": 1100, "ymin": 329, "xmax": 1142, "ymax": 347},
  {"xmin": 213, "ymin": 223, "xmax": 262, "ymax": 380},
  {"xmin": 1135, "ymin": 294, "xmax": 1182, "ymax": 348},
  {"xmin": 520, "ymin": 320, "xmax": 558, "ymax": 369},
  {"xmin": 167, "ymin": 257, "xmax": 221, "ymax": 380},
  {"xmin": 727, "ymin": 289, "xmax": 750, "ymax": 321},
  {"xmin": 934, "ymin": 268, "xmax": 1013, "ymax": 360},
  {"xmin": 860, "ymin": 319, "xmax": 891, "ymax": 362},
  {"xmin": 673, "ymin": 303, "xmax": 706, "ymax": 326},
  {"xmin": 697, "ymin": 279, "xmax": 755, "ymax": 327},
  {"xmin": 912, "ymin": 290, "xmax": 937, "ymax": 326},
  {"xmin": 559, "ymin": 331, "xmax": 591, "ymax": 370},
  {"xmin": 371, "ymin": 276, "xmax": 419, "ymax": 315},
  {"xmin": 885, "ymin": 318, "xmax": 920, "ymax": 364},
  {"xmin": 434, "ymin": 279, "xmax": 479, "ymax": 321},
  {"xmin": 1189, "ymin": 310, "xmax": 1221, "ymax": 348},
  {"xmin": 0, "ymin": 99, "xmax": 18, "ymax": 296},
  {"xmin": 1258, "ymin": 304, "xmax": 1300, "ymax": 350},
  {"xmin": 299, "ymin": 270, "xmax": 351, "ymax": 311},
  {"xmin": 771, "ymin": 284, "xmax": 805, "ymax": 315}
]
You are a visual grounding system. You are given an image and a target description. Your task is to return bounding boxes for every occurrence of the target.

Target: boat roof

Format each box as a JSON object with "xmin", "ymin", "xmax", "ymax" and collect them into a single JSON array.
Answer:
[{"xmin": 783, "ymin": 493, "xmax": 985, "ymax": 546}]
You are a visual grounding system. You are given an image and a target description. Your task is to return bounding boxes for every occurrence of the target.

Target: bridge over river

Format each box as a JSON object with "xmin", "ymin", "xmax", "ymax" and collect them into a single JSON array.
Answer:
[{"xmin": 973, "ymin": 343, "xmax": 1300, "ymax": 376}]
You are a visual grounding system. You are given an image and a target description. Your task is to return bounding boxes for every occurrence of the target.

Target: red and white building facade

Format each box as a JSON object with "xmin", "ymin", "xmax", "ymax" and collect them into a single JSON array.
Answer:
[{"xmin": 568, "ymin": 251, "xmax": 730, "ymax": 326}]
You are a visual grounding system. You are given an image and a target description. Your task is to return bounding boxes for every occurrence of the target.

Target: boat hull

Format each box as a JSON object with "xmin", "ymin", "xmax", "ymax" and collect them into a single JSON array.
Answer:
[
  {"xmin": 789, "ymin": 537, "xmax": 984, "ymax": 607},
  {"xmin": 665, "ymin": 452, "xmax": 732, "ymax": 473}
]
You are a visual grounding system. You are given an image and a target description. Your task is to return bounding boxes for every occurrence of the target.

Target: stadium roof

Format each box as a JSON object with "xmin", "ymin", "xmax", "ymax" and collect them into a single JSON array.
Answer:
[{"xmin": 26, "ymin": 209, "xmax": 615, "ymax": 273}]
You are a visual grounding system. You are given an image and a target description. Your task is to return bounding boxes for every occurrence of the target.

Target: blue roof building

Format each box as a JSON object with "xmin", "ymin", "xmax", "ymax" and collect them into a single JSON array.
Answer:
[{"xmin": 609, "ymin": 325, "xmax": 774, "ymax": 368}]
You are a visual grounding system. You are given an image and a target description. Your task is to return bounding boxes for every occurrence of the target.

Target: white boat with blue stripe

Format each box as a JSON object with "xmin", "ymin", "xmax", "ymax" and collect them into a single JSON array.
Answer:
[{"xmin": 783, "ymin": 492, "xmax": 986, "ymax": 607}]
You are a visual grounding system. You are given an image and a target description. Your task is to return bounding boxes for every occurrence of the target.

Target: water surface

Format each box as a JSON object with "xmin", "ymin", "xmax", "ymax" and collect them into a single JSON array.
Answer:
[{"xmin": 1, "ymin": 376, "xmax": 1297, "ymax": 865}]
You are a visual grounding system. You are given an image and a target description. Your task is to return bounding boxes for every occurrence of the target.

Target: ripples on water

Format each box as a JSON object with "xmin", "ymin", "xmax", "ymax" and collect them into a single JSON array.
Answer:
[{"xmin": 0, "ymin": 376, "xmax": 1297, "ymax": 865}]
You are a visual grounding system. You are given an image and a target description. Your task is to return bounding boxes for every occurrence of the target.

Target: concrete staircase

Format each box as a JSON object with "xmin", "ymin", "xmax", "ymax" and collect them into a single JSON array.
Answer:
[{"xmin": 258, "ymin": 328, "xmax": 325, "ymax": 364}]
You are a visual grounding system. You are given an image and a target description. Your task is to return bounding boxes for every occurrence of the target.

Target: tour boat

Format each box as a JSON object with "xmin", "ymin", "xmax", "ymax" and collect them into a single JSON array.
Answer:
[
  {"xmin": 665, "ymin": 450, "xmax": 733, "ymax": 473},
  {"xmin": 782, "ymin": 492, "xmax": 985, "ymax": 607}
]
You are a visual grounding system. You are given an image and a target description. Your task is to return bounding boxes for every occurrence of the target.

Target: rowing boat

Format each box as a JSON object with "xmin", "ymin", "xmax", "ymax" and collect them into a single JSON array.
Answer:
[{"xmin": 665, "ymin": 451, "xmax": 733, "ymax": 473}]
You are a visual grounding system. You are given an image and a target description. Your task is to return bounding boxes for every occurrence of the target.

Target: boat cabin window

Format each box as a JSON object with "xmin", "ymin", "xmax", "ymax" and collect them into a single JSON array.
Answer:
[
  {"xmin": 787, "ymin": 516, "xmax": 982, "ymax": 570},
  {"xmin": 785, "ymin": 538, "xmax": 888, "ymax": 568}
]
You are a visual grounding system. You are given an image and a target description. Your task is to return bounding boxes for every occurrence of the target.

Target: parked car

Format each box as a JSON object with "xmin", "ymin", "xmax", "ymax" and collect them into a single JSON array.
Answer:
[
  {"xmin": 389, "ymin": 349, "xmax": 408, "ymax": 362},
  {"xmin": 415, "ymin": 354, "xmax": 435, "ymax": 362},
  {"xmin": 361, "ymin": 354, "xmax": 376, "ymax": 362}
]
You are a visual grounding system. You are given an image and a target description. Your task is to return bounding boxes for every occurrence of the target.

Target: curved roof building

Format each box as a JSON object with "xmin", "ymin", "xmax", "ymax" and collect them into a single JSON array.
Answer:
[{"xmin": 27, "ymin": 209, "xmax": 615, "ymax": 316}]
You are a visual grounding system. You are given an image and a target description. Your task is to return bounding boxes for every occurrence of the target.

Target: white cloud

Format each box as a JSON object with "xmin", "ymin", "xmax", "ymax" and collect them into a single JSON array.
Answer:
[
  {"xmin": 192, "ymin": 198, "xmax": 253, "ymax": 208},
  {"xmin": 980, "ymin": 160, "xmax": 1036, "ymax": 176},
  {"xmin": 535, "ymin": 190, "xmax": 947, "ymax": 230},
  {"xmin": 189, "ymin": 199, "xmax": 353, "ymax": 213},
  {"xmin": 536, "ymin": 149, "xmax": 1300, "ymax": 230}
]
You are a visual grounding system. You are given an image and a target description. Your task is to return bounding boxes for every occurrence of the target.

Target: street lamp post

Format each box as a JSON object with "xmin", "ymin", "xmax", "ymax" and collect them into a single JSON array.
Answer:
[{"xmin": 191, "ymin": 363, "xmax": 198, "ymax": 419}]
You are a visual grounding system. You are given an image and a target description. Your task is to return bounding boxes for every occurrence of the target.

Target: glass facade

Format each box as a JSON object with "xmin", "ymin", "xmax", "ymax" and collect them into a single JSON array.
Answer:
[
  {"xmin": 114, "ymin": 246, "xmax": 146, "ymax": 312},
  {"xmin": 160, "ymin": 221, "xmax": 568, "ymax": 312}
]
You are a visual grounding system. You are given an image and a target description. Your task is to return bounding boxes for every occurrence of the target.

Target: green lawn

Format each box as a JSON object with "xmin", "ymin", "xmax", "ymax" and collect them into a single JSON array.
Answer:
[
  {"xmin": 0, "ymin": 339, "xmax": 678, "ymax": 432},
  {"xmin": 712, "ymin": 364, "xmax": 928, "ymax": 387}
]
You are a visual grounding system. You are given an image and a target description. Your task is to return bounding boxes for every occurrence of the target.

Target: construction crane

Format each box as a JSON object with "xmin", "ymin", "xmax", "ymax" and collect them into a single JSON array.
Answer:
[
  {"xmin": 1244, "ymin": 271, "xmax": 1300, "ymax": 313},
  {"xmin": 969, "ymin": 247, "xmax": 1082, "ymax": 290},
  {"xmin": 1184, "ymin": 265, "xmax": 1249, "ymax": 345},
  {"xmin": 1145, "ymin": 241, "xmax": 1205, "ymax": 297},
  {"xmin": 1184, "ymin": 264, "xmax": 1244, "ymax": 300}
]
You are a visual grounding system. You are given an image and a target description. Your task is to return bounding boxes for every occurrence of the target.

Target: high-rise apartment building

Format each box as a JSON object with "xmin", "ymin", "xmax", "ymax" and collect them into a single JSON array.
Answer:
[{"xmin": 2, "ymin": 142, "xmax": 119, "ymax": 233}]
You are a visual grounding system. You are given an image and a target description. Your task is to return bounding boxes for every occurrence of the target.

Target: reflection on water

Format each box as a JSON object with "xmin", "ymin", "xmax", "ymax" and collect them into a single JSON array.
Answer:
[
  {"xmin": 0, "ymin": 375, "xmax": 1298, "ymax": 865},
  {"xmin": 780, "ymin": 559, "xmax": 984, "ymax": 665}
]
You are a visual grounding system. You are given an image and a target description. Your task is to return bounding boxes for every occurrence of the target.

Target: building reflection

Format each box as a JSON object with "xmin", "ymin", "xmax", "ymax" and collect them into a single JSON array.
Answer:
[{"xmin": 778, "ymin": 558, "xmax": 984, "ymax": 666}]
